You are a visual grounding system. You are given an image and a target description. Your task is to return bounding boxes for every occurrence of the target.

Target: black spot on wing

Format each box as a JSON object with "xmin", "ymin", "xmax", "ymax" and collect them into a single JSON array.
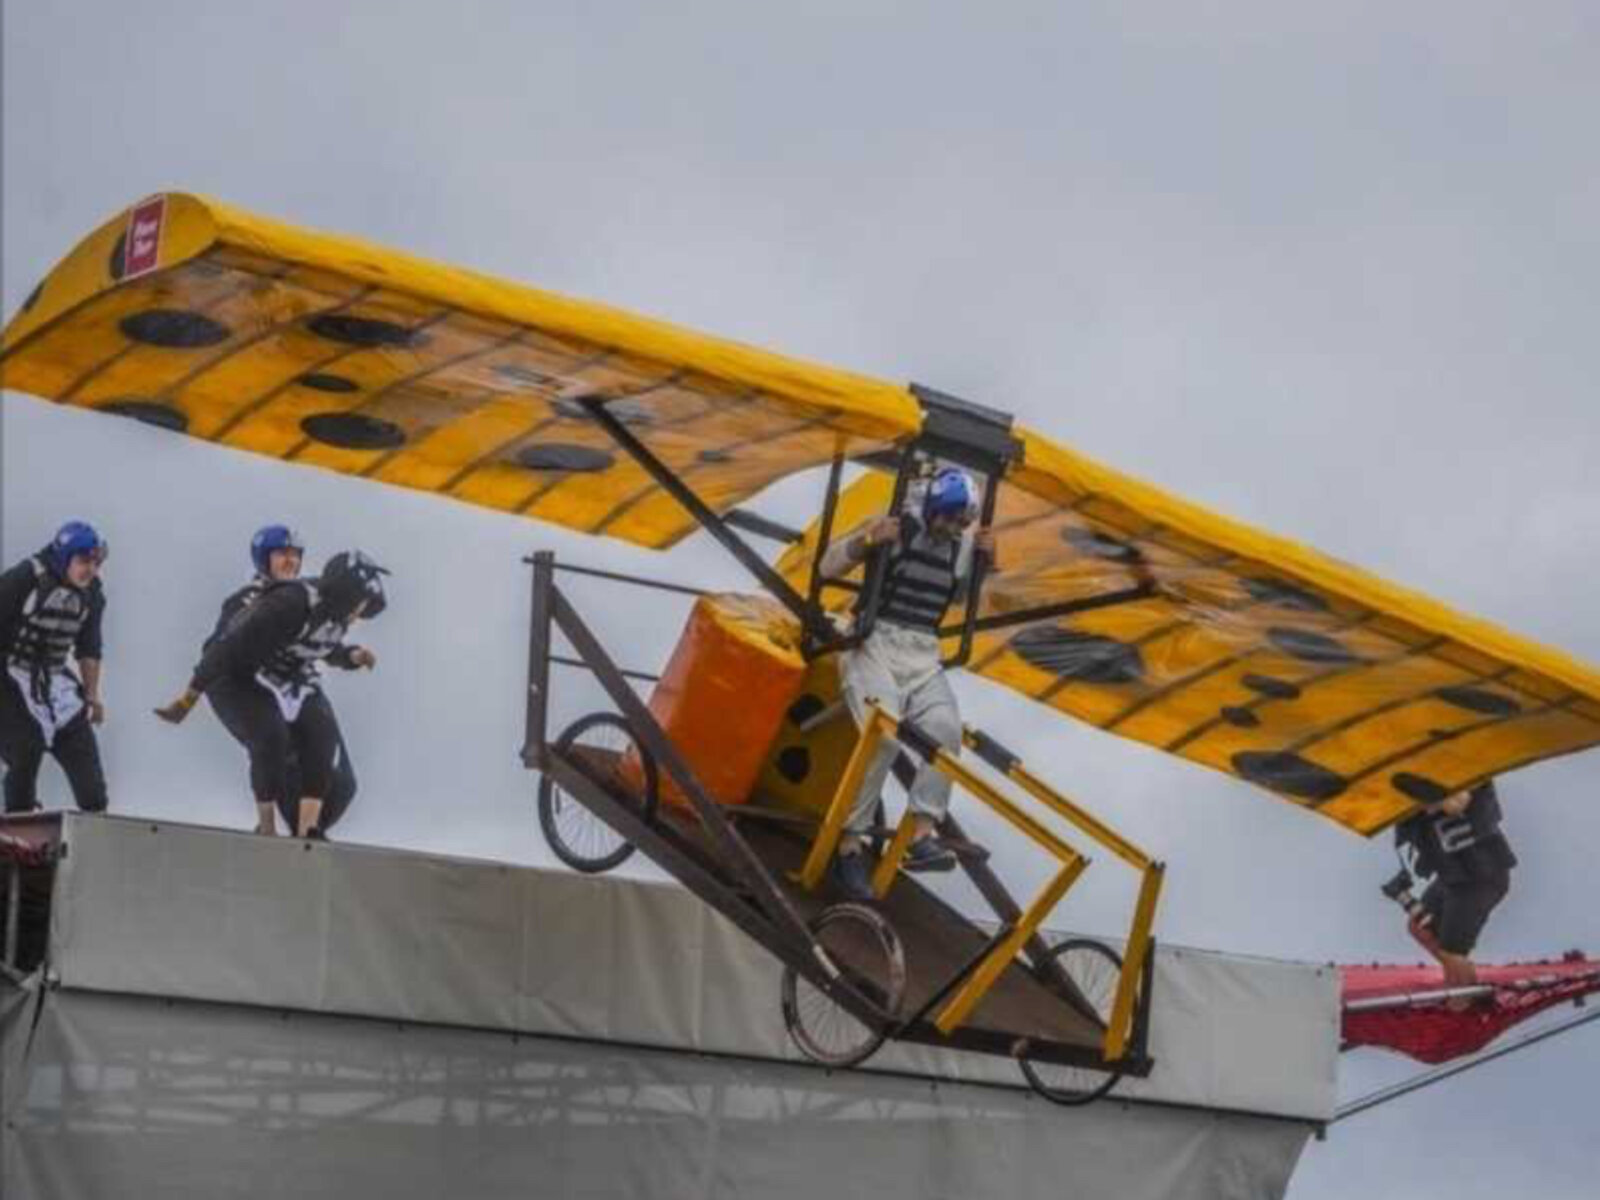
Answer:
[
  {"xmin": 1012, "ymin": 626, "xmax": 1145, "ymax": 684},
  {"xmin": 301, "ymin": 412, "xmax": 406, "ymax": 451},
  {"xmin": 1232, "ymin": 751, "xmax": 1348, "ymax": 802},
  {"xmin": 308, "ymin": 314, "xmax": 422, "ymax": 349},
  {"xmin": 1268, "ymin": 627, "xmax": 1360, "ymax": 666},
  {"xmin": 1435, "ymin": 686, "xmax": 1521, "ymax": 716},
  {"xmin": 100, "ymin": 400, "xmax": 189, "ymax": 433},
  {"xmin": 121, "ymin": 309, "xmax": 231, "ymax": 349},
  {"xmin": 1242, "ymin": 674, "xmax": 1302, "ymax": 701},
  {"xmin": 514, "ymin": 444, "xmax": 614, "ymax": 473}
]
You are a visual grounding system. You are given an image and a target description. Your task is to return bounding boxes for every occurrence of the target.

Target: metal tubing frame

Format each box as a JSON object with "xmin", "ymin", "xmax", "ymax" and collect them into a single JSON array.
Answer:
[
  {"xmin": 580, "ymin": 398, "xmax": 832, "ymax": 641},
  {"xmin": 548, "ymin": 586, "xmax": 820, "ymax": 955},
  {"xmin": 527, "ymin": 572, "xmax": 894, "ymax": 1032},
  {"xmin": 521, "ymin": 551, "xmax": 1158, "ymax": 1068},
  {"xmin": 796, "ymin": 704, "xmax": 1102, "ymax": 1044},
  {"xmin": 944, "ymin": 465, "xmax": 1002, "ymax": 669},
  {"xmin": 797, "ymin": 704, "xmax": 1161, "ymax": 1062},
  {"xmin": 540, "ymin": 752, "xmax": 892, "ymax": 1030},
  {"xmin": 971, "ymin": 731, "xmax": 1164, "ymax": 1061},
  {"xmin": 520, "ymin": 552, "xmax": 556, "ymax": 770},
  {"xmin": 935, "ymin": 582, "xmax": 1157, "ymax": 641}
]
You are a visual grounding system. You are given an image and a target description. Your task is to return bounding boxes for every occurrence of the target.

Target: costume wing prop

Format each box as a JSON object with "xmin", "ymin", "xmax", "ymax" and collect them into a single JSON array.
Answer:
[
  {"xmin": 1, "ymin": 194, "xmax": 918, "ymax": 549},
  {"xmin": 780, "ymin": 428, "xmax": 1600, "ymax": 836}
]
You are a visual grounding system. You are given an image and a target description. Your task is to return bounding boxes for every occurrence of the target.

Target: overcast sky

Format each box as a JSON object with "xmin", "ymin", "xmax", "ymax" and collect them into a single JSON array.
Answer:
[{"xmin": 4, "ymin": 4, "xmax": 1598, "ymax": 1196}]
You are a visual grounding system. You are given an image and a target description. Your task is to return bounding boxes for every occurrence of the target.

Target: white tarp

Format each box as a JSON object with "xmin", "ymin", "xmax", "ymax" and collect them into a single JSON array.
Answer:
[
  {"xmin": 0, "ymin": 983, "xmax": 1312, "ymax": 1200},
  {"xmin": 47, "ymin": 814, "xmax": 1338, "ymax": 1120}
]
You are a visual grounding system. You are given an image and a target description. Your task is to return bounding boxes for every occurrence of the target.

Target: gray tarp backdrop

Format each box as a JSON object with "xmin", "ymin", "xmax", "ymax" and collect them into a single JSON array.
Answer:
[{"xmin": 1, "ymin": 815, "xmax": 1329, "ymax": 1197}]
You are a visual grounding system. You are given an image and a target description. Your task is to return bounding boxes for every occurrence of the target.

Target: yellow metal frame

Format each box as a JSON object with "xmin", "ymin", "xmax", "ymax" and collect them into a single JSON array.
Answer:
[{"xmin": 796, "ymin": 704, "xmax": 1164, "ymax": 1062}]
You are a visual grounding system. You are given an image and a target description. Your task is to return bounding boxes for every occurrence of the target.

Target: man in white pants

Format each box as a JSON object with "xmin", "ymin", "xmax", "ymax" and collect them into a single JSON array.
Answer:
[{"xmin": 820, "ymin": 467, "xmax": 993, "ymax": 900}]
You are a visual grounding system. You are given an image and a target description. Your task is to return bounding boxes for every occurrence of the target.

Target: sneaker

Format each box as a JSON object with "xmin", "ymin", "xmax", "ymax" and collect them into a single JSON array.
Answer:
[
  {"xmin": 830, "ymin": 851, "xmax": 876, "ymax": 902},
  {"xmin": 902, "ymin": 836, "xmax": 957, "ymax": 874}
]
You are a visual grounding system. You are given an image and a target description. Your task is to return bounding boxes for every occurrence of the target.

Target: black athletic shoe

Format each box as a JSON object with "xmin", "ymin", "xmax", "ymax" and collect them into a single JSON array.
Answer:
[
  {"xmin": 830, "ymin": 851, "xmax": 876, "ymax": 902},
  {"xmin": 901, "ymin": 837, "xmax": 957, "ymax": 873}
]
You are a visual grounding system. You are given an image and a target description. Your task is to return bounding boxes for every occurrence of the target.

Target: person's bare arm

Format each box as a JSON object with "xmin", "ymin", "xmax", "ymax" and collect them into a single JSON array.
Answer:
[
  {"xmin": 80, "ymin": 658, "xmax": 105, "ymax": 724},
  {"xmin": 819, "ymin": 516, "xmax": 901, "ymax": 578}
]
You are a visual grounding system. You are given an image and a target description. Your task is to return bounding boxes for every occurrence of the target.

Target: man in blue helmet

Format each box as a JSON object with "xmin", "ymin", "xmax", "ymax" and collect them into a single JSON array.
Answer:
[
  {"xmin": 818, "ymin": 465, "xmax": 994, "ymax": 900},
  {"xmin": 155, "ymin": 548, "xmax": 386, "ymax": 840},
  {"xmin": 0, "ymin": 521, "xmax": 112, "ymax": 814},
  {"xmin": 199, "ymin": 527, "xmax": 360, "ymax": 837}
]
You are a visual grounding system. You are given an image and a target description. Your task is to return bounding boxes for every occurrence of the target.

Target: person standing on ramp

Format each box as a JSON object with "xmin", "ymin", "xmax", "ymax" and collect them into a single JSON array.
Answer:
[
  {"xmin": 155, "ymin": 549, "xmax": 388, "ymax": 839},
  {"xmin": 0, "ymin": 522, "xmax": 112, "ymax": 815},
  {"xmin": 819, "ymin": 467, "xmax": 994, "ymax": 900},
  {"xmin": 204, "ymin": 526, "xmax": 361, "ymax": 837}
]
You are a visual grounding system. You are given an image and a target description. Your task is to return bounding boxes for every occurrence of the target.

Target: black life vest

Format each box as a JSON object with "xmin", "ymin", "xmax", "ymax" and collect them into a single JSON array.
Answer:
[
  {"xmin": 6, "ymin": 557, "xmax": 92, "ymax": 680},
  {"xmin": 875, "ymin": 525, "xmax": 966, "ymax": 632}
]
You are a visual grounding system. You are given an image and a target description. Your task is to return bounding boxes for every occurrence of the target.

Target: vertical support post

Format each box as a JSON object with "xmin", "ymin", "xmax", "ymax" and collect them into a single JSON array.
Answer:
[
  {"xmin": 853, "ymin": 453, "xmax": 915, "ymax": 645},
  {"xmin": 798, "ymin": 706, "xmax": 890, "ymax": 891},
  {"xmin": 521, "ymin": 551, "xmax": 556, "ymax": 770},
  {"xmin": 946, "ymin": 469, "xmax": 1001, "ymax": 668},
  {"xmin": 870, "ymin": 811, "xmax": 919, "ymax": 898},
  {"xmin": 802, "ymin": 453, "xmax": 846, "ymax": 658},
  {"xmin": 3, "ymin": 861, "xmax": 20, "ymax": 969},
  {"xmin": 1106, "ymin": 862, "xmax": 1165, "ymax": 1060}
]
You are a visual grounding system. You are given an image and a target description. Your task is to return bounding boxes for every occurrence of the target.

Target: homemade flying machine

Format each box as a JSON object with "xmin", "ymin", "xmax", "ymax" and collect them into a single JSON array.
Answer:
[{"xmin": 6, "ymin": 194, "xmax": 1600, "ymax": 1103}]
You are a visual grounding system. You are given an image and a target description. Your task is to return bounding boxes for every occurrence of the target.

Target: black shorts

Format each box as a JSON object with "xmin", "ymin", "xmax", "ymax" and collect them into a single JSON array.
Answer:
[{"xmin": 1420, "ymin": 871, "xmax": 1510, "ymax": 956}]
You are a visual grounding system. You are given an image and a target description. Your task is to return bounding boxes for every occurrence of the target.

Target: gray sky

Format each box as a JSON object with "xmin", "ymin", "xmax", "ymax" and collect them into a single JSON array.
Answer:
[{"xmin": 4, "ymin": 3, "xmax": 1598, "ymax": 1195}]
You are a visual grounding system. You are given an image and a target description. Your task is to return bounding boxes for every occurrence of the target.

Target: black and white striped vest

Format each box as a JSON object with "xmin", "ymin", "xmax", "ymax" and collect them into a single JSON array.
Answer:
[
  {"xmin": 877, "ymin": 529, "xmax": 964, "ymax": 632},
  {"xmin": 6, "ymin": 558, "xmax": 90, "ymax": 678}
]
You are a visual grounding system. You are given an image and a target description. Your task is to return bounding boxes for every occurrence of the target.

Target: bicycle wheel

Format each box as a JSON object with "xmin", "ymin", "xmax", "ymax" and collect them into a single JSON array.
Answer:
[
  {"xmin": 782, "ymin": 903, "xmax": 907, "ymax": 1068},
  {"xmin": 537, "ymin": 712, "xmax": 658, "ymax": 874},
  {"xmin": 1017, "ymin": 938, "xmax": 1127, "ymax": 1106}
]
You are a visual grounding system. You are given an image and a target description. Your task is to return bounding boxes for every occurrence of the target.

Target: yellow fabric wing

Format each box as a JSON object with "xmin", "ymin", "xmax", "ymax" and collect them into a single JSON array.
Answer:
[
  {"xmin": 1, "ymin": 193, "xmax": 919, "ymax": 549},
  {"xmin": 780, "ymin": 431, "xmax": 1600, "ymax": 837}
]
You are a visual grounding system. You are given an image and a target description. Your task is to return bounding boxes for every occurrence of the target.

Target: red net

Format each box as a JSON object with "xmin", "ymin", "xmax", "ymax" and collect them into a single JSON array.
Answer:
[{"xmin": 1341, "ymin": 956, "xmax": 1600, "ymax": 1063}]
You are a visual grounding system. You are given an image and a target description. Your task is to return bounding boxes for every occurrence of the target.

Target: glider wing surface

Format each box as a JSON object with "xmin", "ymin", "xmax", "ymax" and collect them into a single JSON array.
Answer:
[
  {"xmin": 0, "ymin": 193, "xmax": 918, "ymax": 549},
  {"xmin": 780, "ymin": 429, "xmax": 1600, "ymax": 836}
]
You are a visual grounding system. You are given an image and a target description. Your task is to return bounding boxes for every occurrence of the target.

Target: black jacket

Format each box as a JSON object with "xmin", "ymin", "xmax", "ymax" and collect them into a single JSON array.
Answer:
[
  {"xmin": 1396, "ymin": 781, "xmax": 1517, "ymax": 885},
  {"xmin": 190, "ymin": 582, "xmax": 357, "ymax": 693}
]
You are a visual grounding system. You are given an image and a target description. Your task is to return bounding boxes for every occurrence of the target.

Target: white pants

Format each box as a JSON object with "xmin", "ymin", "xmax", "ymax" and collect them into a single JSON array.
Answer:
[{"xmin": 839, "ymin": 623, "xmax": 962, "ymax": 836}]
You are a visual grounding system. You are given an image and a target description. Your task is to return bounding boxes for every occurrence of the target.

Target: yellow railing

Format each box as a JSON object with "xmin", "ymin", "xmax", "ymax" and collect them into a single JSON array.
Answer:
[{"xmin": 796, "ymin": 703, "xmax": 1163, "ymax": 1061}]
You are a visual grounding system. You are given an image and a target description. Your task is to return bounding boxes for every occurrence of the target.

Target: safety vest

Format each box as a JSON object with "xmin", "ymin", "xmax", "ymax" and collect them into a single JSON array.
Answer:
[
  {"xmin": 6, "ymin": 558, "xmax": 92, "ymax": 680},
  {"xmin": 875, "ymin": 527, "xmax": 966, "ymax": 633}
]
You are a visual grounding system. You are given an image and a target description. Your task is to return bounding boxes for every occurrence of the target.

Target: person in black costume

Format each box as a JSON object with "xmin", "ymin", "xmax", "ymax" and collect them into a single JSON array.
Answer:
[
  {"xmin": 205, "ymin": 526, "xmax": 361, "ymax": 837},
  {"xmin": 1386, "ymin": 779, "xmax": 1518, "ymax": 1001},
  {"xmin": 156, "ymin": 549, "xmax": 388, "ymax": 839},
  {"xmin": 0, "ymin": 521, "xmax": 111, "ymax": 814}
]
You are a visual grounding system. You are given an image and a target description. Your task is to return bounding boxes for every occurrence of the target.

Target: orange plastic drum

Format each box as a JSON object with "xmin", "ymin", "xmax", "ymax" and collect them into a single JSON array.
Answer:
[{"xmin": 624, "ymin": 593, "xmax": 806, "ymax": 807}]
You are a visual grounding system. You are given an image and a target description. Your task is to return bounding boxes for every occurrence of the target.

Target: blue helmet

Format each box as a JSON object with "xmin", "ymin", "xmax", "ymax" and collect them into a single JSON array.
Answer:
[
  {"xmin": 250, "ymin": 525, "xmax": 305, "ymax": 577},
  {"xmin": 923, "ymin": 467, "xmax": 978, "ymax": 525},
  {"xmin": 46, "ymin": 521, "xmax": 108, "ymax": 576}
]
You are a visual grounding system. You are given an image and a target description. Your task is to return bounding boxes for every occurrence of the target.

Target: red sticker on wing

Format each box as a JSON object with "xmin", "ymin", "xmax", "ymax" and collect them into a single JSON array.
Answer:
[{"xmin": 123, "ymin": 195, "xmax": 167, "ymax": 279}]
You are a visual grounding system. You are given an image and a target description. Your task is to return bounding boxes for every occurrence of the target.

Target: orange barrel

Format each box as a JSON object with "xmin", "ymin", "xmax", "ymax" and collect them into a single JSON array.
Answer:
[{"xmin": 623, "ymin": 592, "xmax": 805, "ymax": 807}]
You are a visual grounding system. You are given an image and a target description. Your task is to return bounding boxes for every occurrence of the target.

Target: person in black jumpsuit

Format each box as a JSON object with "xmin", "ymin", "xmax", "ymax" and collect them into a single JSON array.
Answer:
[
  {"xmin": 0, "ymin": 522, "xmax": 112, "ymax": 814},
  {"xmin": 1393, "ymin": 779, "xmax": 1517, "ymax": 997},
  {"xmin": 156, "ymin": 550, "xmax": 388, "ymax": 839},
  {"xmin": 204, "ymin": 527, "xmax": 359, "ymax": 836}
]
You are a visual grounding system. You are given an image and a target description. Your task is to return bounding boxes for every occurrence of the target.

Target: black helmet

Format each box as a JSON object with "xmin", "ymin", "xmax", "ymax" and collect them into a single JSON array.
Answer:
[{"xmin": 318, "ymin": 550, "xmax": 389, "ymax": 620}]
